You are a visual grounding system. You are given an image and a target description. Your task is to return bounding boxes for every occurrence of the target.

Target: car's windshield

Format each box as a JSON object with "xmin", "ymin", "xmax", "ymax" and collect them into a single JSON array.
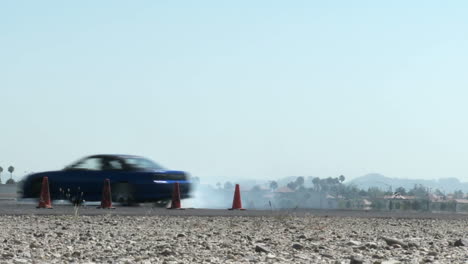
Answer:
[{"xmin": 124, "ymin": 157, "xmax": 165, "ymax": 170}]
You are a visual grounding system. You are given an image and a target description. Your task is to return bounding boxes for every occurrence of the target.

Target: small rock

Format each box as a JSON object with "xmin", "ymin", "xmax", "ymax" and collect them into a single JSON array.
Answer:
[
  {"xmin": 381, "ymin": 260, "xmax": 401, "ymax": 264},
  {"xmin": 292, "ymin": 243, "xmax": 304, "ymax": 250},
  {"xmin": 244, "ymin": 255, "xmax": 257, "ymax": 262},
  {"xmin": 346, "ymin": 240, "xmax": 361, "ymax": 246},
  {"xmin": 381, "ymin": 237, "xmax": 407, "ymax": 247},
  {"xmin": 177, "ymin": 233, "xmax": 186, "ymax": 238},
  {"xmin": 294, "ymin": 253, "xmax": 310, "ymax": 260},
  {"xmin": 29, "ymin": 242, "xmax": 39, "ymax": 249},
  {"xmin": 407, "ymin": 242, "xmax": 419, "ymax": 248},
  {"xmin": 13, "ymin": 259, "xmax": 28, "ymax": 264},
  {"xmin": 454, "ymin": 238, "xmax": 468, "ymax": 247},
  {"xmin": 161, "ymin": 249, "xmax": 173, "ymax": 256},
  {"xmin": 33, "ymin": 233, "xmax": 45, "ymax": 238},
  {"xmin": 350, "ymin": 255, "xmax": 364, "ymax": 264},
  {"xmin": 334, "ymin": 261, "xmax": 346, "ymax": 264},
  {"xmin": 255, "ymin": 245, "xmax": 269, "ymax": 253},
  {"xmin": 366, "ymin": 242, "xmax": 378, "ymax": 249}
]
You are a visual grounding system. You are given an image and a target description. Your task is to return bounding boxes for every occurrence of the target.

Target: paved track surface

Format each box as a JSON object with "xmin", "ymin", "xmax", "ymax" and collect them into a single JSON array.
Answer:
[{"xmin": 0, "ymin": 200, "xmax": 467, "ymax": 219}]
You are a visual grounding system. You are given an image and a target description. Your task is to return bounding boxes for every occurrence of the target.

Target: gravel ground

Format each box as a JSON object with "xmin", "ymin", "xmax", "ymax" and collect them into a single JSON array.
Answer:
[{"xmin": 0, "ymin": 215, "xmax": 467, "ymax": 264}]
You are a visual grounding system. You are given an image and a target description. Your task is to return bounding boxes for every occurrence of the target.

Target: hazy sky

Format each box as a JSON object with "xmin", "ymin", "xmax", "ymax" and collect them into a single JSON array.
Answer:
[{"xmin": 1, "ymin": 1, "xmax": 468, "ymax": 183}]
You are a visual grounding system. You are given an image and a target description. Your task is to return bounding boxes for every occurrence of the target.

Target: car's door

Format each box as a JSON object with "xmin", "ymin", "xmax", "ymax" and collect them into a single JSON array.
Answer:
[
  {"xmin": 100, "ymin": 157, "xmax": 135, "ymax": 195},
  {"xmin": 59, "ymin": 157, "xmax": 106, "ymax": 201}
]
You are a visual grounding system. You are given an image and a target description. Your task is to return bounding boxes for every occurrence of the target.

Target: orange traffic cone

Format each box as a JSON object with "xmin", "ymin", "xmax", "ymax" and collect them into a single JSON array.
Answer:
[
  {"xmin": 97, "ymin": 179, "xmax": 114, "ymax": 209},
  {"xmin": 37, "ymin": 177, "xmax": 53, "ymax": 209},
  {"xmin": 229, "ymin": 184, "xmax": 245, "ymax": 210},
  {"xmin": 168, "ymin": 182, "xmax": 183, "ymax": 209}
]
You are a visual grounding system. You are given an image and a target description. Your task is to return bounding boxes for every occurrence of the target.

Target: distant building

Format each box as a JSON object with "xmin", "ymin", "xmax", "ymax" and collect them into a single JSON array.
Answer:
[
  {"xmin": 454, "ymin": 199, "xmax": 468, "ymax": 212},
  {"xmin": 274, "ymin": 186, "xmax": 294, "ymax": 193}
]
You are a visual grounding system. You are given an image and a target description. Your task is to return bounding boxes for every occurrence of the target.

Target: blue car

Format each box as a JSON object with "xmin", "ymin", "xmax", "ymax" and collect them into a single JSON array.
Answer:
[{"xmin": 21, "ymin": 154, "xmax": 191, "ymax": 205}]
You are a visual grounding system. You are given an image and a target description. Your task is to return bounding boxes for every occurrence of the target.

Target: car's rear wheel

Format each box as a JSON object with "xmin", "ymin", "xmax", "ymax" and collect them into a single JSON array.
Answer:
[{"xmin": 112, "ymin": 182, "xmax": 135, "ymax": 206}]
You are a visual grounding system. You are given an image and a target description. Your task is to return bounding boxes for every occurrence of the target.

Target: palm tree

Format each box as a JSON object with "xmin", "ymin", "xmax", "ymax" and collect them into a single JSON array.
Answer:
[
  {"xmin": 295, "ymin": 176, "xmax": 305, "ymax": 187},
  {"xmin": 326, "ymin": 177, "xmax": 335, "ymax": 187},
  {"xmin": 0, "ymin": 166, "xmax": 3, "ymax": 184},
  {"xmin": 395, "ymin": 186, "xmax": 407, "ymax": 196},
  {"xmin": 312, "ymin": 177, "xmax": 320, "ymax": 191},
  {"xmin": 6, "ymin": 166, "xmax": 15, "ymax": 184},
  {"xmin": 337, "ymin": 175, "xmax": 345, "ymax": 197},
  {"xmin": 8, "ymin": 166, "xmax": 14, "ymax": 180},
  {"xmin": 269, "ymin": 181, "xmax": 278, "ymax": 191},
  {"xmin": 339, "ymin": 175, "xmax": 345, "ymax": 183},
  {"xmin": 320, "ymin": 179, "xmax": 329, "ymax": 193}
]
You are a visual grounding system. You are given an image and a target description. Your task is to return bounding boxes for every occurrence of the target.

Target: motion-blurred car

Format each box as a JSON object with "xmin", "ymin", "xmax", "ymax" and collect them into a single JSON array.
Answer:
[{"xmin": 21, "ymin": 154, "xmax": 191, "ymax": 205}]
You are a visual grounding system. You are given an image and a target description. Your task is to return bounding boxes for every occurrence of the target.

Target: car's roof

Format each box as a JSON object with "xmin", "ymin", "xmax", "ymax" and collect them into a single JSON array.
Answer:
[{"xmin": 86, "ymin": 154, "xmax": 145, "ymax": 159}]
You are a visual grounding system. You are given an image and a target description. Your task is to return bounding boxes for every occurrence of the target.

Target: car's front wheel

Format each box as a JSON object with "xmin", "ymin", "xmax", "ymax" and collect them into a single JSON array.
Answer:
[{"xmin": 111, "ymin": 182, "xmax": 135, "ymax": 206}]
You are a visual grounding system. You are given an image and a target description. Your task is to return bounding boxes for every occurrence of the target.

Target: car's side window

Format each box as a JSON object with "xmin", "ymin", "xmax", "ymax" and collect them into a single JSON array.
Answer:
[
  {"xmin": 71, "ymin": 158, "xmax": 102, "ymax": 171},
  {"xmin": 102, "ymin": 159, "xmax": 124, "ymax": 170}
]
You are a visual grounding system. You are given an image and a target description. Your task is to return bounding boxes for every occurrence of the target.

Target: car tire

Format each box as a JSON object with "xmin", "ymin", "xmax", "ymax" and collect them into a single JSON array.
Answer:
[
  {"xmin": 153, "ymin": 199, "xmax": 171, "ymax": 208},
  {"xmin": 112, "ymin": 182, "xmax": 135, "ymax": 206}
]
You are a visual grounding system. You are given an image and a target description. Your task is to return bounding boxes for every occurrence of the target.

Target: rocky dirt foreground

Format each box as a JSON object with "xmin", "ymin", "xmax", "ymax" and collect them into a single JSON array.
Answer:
[{"xmin": 0, "ymin": 215, "xmax": 467, "ymax": 264}]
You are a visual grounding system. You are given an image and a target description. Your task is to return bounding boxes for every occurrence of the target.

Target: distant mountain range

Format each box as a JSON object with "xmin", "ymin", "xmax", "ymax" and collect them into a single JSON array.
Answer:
[{"xmin": 348, "ymin": 173, "xmax": 468, "ymax": 193}]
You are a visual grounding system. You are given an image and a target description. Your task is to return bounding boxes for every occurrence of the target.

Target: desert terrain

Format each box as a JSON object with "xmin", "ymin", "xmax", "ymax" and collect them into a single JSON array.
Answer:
[{"xmin": 0, "ymin": 212, "xmax": 467, "ymax": 264}]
